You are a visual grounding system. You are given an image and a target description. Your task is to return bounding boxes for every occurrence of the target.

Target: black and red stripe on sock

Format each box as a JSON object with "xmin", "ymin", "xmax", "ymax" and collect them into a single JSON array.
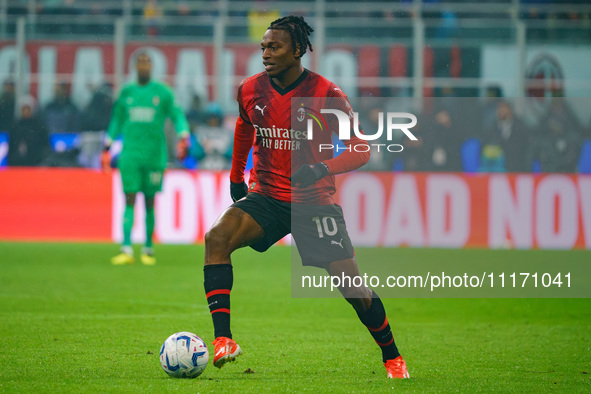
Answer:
[
  {"xmin": 204, "ymin": 264, "xmax": 233, "ymax": 339},
  {"xmin": 357, "ymin": 291, "xmax": 401, "ymax": 362}
]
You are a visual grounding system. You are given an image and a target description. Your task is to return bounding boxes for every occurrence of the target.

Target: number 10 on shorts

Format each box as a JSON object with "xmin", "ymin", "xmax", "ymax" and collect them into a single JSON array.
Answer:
[{"xmin": 312, "ymin": 216, "xmax": 338, "ymax": 238}]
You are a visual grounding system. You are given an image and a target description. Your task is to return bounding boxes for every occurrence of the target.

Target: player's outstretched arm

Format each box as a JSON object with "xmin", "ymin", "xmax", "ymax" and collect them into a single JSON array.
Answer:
[
  {"xmin": 176, "ymin": 136, "xmax": 190, "ymax": 161},
  {"xmin": 325, "ymin": 86, "xmax": 370, "ymax": 174},
  {"xmin": 106, "ymin": 87, "xmax": 127, "ymax": 143},
  {"xmin": 102, "ymin": 92, "xmax": 126, "ymax": 173},
  {"xmin": 323, "ymin": 134, "xmax": 370, "ymax": 175},
  {"xmin": 229, "ymin": 116, "xmax": 254, "ymax": 200},
  {"xmin": 168, "ymin": 94, "xmax": 190, "ymax": 139},
  {"xmin": 164, "ymin": 89, "xmax": 191, "ymax": 161},
  {"xmin": 316, "ymin": 84, "xmax": 370, "ymax": 177},
  {"xmin": 101, "ymin": 143, "xmax": 112, "ymax": 173}
]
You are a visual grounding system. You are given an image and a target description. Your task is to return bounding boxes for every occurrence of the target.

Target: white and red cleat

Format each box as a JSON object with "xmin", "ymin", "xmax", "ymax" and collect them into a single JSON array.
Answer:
[
  {"xmin": 212, "ymin": 337, "xmax": 242, "ymax": 368},
  {"xmin": 384, "ymin": 356, "xmax": 410, "ymax": 379}
]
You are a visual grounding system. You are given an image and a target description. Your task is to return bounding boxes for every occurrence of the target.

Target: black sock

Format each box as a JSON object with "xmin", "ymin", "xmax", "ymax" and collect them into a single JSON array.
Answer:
[
  {"xmin": 356, "ymin": 291, "xmax": 400, "ymax": 363},
  {"xmin": 204, "ymin": 264, "xmax": 233, "ymax": 339}
]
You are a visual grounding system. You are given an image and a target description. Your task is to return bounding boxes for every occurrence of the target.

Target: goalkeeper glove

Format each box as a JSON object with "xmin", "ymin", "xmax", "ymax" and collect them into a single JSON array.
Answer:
[
  {"xmin": 176, "ymin": 136, "xmax": 190, "ymax": 161},
  {"xmin": 230, "ymin": 181, "xmax": 248, "ymax": 202},
  {"xmin": 290, "ymin": 162, "xmax": 329, "ymax": 188},
  {"xmin": 101, "ymin": 145, "xmax": 111, "ymax": 173}
]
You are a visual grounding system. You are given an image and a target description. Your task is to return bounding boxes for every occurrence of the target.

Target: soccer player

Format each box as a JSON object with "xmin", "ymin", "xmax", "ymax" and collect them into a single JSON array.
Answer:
[
  {"xmin": 203, "ymin": 16, "xmax": 409, "ymax": 379},
  {"xmin": 103, "ymin": 52, "xmax": 190, "ymax": 266}
]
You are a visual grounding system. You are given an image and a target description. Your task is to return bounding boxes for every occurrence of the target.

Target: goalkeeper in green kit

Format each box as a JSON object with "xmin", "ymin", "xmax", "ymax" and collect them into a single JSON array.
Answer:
[{"xmin": 102, "ymin": 51, "xmax": 190, "ymax": 265}]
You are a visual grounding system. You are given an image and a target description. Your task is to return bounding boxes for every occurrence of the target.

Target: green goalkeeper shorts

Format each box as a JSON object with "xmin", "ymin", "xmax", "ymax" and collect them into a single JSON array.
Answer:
[{"xmin": 119, "ymin": 160, "xmax": 164, "ymax": 196}]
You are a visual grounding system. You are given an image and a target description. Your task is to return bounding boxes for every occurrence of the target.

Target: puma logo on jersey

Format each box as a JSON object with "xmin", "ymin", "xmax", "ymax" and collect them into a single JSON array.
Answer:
[
  {"xmin": 255, "ymin": 104, "xmax": 266, "ymax": 115},
  {"xmin": 331, "ymin": 238, "xmax": 344, "ymax": 248}
]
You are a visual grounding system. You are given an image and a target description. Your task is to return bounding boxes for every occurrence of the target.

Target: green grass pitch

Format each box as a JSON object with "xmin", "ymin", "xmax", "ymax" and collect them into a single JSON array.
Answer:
[{"xmin": 0, "ymin": 242, "xmax": 589, "ymax": 392}]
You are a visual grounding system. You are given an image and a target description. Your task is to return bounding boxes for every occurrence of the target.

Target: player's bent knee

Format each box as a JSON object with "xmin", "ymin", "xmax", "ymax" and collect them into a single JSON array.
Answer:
[
  {"xmin": 204, "ymin": 225, "xmax": 234, "ymax": 256},
  {"xmin": 204, "ymin": 227, "xmax": 225, "ymax": 249}
]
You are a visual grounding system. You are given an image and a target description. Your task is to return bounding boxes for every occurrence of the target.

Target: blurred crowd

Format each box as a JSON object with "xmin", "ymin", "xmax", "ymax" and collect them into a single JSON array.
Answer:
[
  {"xmin": 5, "ymin": 0, "xmax": 590, "ymax": 25},
  {"xmin": 0, "ymin": 0, "xmax": 586, "ymax": 49},
  {"xmin": 1, "ymin": 79, "xmax": 590, "ymax": 174},
  {"xmin": 363, "ymin": 87, "xmax": 591, "ymax": 173},
  {"xmin": 358, "ymin": 86, "xmax": 591, "ymax": 173},
  {"xmin": 3, "ymin": 0, "xmax": 588, "ymax": 44}
]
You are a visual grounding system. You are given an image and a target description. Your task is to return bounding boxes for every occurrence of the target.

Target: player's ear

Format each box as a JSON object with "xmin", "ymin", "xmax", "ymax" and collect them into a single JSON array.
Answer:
[{"xmin": 294, "ymin": 44, "xmax": 302, "ymax": 59}]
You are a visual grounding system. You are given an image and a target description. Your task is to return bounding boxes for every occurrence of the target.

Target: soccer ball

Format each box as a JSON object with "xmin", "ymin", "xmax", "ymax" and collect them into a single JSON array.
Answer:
[{"xmin": 159, "ymin": 332, "xmax": 209, "ymax": 378}]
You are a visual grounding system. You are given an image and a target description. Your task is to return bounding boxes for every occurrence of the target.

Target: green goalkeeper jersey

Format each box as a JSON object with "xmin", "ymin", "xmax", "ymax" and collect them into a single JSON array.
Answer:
[{"xmin": 106, "ymin": 80, "xmax": 189, "ymax": 168}]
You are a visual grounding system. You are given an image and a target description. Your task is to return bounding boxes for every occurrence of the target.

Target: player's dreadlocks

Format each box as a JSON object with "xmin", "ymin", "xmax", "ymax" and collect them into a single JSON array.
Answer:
[{"xmin": 268, "ymin": 15, "xmax": 314, "ymax": 58}]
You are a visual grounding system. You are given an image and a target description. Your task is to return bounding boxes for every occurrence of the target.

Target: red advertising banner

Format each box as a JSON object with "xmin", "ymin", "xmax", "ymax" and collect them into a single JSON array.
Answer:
[
  {"xmin": 1, "ymin": 169, "xmax": 590, "ymax": 249},
  {"xmin": 0, "ymin": 168, "xmax": 112, "ymax": 241},
  {"xmin": 335, "ymin": 172, "xmax": 591, "ymax": 249}
]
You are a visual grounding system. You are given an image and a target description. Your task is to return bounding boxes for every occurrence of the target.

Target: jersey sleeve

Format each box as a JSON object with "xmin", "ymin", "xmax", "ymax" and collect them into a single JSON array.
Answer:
[
  {"xmin": 230, "ymin": 83, "xmax": 255, "ymax": 183},
  {"xmin": 165, "ymin": 86, "xmax": 190, "ymax": 138},
  {"xmin": 322, "ymin": 84, "xmax": 370, "ymax": 174},
  {"xmin": 105, "ymin": 88, "xmax": 126, "ymax": 143},
  {"xmin": 237, "ymin": 81, "xmax": 253, "ymax": 125}
]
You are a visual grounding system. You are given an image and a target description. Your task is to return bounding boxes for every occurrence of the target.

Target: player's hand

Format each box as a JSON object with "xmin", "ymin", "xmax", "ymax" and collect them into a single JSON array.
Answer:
[
  {"xmin": 176, "ymin": 136, "xmax": 190, "ymax": 161},
  {"xmin": 101, "ymin": 147, "xmax": 111, "ymax": 173},
  {"xmin": 230, "ymin": 181, "xmax": 248, "ymax": 202},
  {"xmin": 290, "ymin": 162, "xmax": 329, "ymax": 188}
]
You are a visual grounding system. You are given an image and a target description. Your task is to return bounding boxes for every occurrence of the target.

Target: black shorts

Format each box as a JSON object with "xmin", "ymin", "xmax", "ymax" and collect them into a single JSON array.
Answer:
[{"xmin": 232, "ymin": 192, "xmax": 355, "ymax": 267}]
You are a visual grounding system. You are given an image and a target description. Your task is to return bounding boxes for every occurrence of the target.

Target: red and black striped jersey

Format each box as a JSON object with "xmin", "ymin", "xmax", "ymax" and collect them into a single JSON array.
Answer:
[{"xmin": 230, "ymin": 69, "xmax": 369, "ymax": 204}]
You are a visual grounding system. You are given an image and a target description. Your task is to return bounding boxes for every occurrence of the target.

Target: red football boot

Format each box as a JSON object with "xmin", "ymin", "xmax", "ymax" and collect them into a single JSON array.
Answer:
[
  {"xmin": 384, "ymin": 356, "xmax": 410, "ymax": 378},
  {"xmin": 212, "ymin": 337, "xmax": 242, "ymax": 368}
]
